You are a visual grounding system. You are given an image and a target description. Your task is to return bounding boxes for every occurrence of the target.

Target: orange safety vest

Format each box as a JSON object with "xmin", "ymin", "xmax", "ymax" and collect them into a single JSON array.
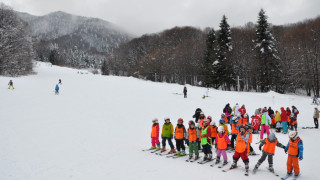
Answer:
[
  {"xmin": 200, "ymin": 117, "xmax": 206, "ymax": 127},
  {"xmin": 151, "ymin": 124, "xmax": 158, "ymax": 138},
  {"xmin": 224, "ymin": 116, "xmax": 229, "ymax": 124},
  {"xmin": 188, "ymin": 128, "xmax": 197, "ymax": 141},
  {"xmin": 288, "ymin": 138, "xmax": 301, "ymax": 156},
  {"xmin": 211, "ymin": 126, "xmax": 217, "ymax": 137},
  {"xmin": 263, "ymin": 138, "xmax": 278, "ymax": 154},
  {"xmin": 175, "ymin": 126, "xmax": 184, "ymax": 139},
  {"xmin": 287, "ymin": 116, "xmax": 291, "ymax": 123},
  {"xmin": 232, "ymin": 124, "xmax": 239, "ymax": 134},
  {"xmin": 217, "ymin": 133, "xmax": 228, "ymax": 150},
  {"xmin": 235, "ymin": 133, "xmax": 248, "ymax": 153},
  {"xmin": 291, "ymin": 118, "xmax": 297, "ymax": 125},
  {"xmin": 271, "ymin": 117, "xmax": 276, "ymax": 125},
  {"xmin": 240, "ymin": 118, "xmax": 248, "ymax": 125},
  {"xmin": 247, "ymin": 129, "xmax": 252, "ymax": 143},
  {"xmin": 198, "ymin": 129, "xmax": 202, "ymax": 141}
]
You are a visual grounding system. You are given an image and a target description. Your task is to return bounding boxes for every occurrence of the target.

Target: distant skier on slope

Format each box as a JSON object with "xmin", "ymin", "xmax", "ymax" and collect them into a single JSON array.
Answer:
[
  {"xmin": 314, "ymin": 107, "xmax": 319, "ymax": 129},
  {"xmin": 59, "ymin": 79, "xmax": 62, "ymax": 85},
  {"xmin": 8, "ymin": 80, "xmax": 14, "ymax": 89},
  {"xmin": 55, "ymin": 84, "xmax": 59, "ymax": 95},
  {"xmin": 183, "ymin": 86, "xmax": 187, "ymax": 98},
  {"xmin": 253, "ymin": 133, "xmax": 285, "ymax": 174}
]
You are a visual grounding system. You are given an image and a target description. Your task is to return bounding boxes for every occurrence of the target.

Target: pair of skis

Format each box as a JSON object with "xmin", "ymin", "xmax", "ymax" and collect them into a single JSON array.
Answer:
[
  {"xmin": 221, "ymin": 166, "xmax": 248, "ymax": 176},
  {"xmin": 281, "ymin": 174, "xmax": 300, "ymax": 180},
  {"xmin": 186, "ymin": 156, "xmax": 201, "ymax": 162},
  {"xmin": 210, "ymin": 161, "xmax": 229, "ymax": 168},
  {"xmin": 197, "ymin": 158, "xmax": 216, "ymax": 165}
]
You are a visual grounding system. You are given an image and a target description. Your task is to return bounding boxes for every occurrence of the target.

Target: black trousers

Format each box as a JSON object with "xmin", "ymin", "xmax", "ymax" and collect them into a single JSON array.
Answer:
[
  {"xmin": 258, "ymin": 152, "xmax": 273, "ymax": 166},
  {"xmin": 231, "ymin": 134, "xmax": 237, "ymax": 148},
  {"xmin": 315, "ymin": 118, "xmax": 319, "ymax": 128},
  {"xmin": 202, "ymin": 143, "xmax": 212, "ymax": 155},
  {"xmin": 176, "ymin": 139, "xmax": 185, "ymax": 151},
  {"xmin": 162, "ymin": 137, "xmax": 174, "ymax": 149}
]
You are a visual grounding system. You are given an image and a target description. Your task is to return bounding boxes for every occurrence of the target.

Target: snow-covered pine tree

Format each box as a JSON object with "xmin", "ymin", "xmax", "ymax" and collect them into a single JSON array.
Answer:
[
  {"xmin": 0, "ymin": 3, "xmax": 34, "ymax": 76},
  {"xmin": 203, "ymin": 28, "xmax": 217, "ymax": 87},
  {"xmin": 254, "ymin": 9, "xmax": 282, "ymax": 92},
  {"xmin": 213, "ymin": 15, "xmax": 234, "ymax": 90}
]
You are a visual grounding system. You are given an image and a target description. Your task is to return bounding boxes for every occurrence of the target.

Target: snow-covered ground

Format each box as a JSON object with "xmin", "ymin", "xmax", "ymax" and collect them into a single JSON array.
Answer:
[{"xmin": 0, "ymin": 62, "xmax": 319, "ymax": 180}]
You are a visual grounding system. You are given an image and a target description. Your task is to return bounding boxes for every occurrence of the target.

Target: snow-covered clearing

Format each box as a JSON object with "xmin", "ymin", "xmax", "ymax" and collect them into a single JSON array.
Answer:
[{"xmin": 0, "ymin": 62, "xmax": 318, "ymax": 180}]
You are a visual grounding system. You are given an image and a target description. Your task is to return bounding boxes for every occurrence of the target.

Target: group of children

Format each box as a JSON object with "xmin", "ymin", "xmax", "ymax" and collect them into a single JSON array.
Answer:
[{"xmin": 149, "ymin": 106, "xmax": 304, "ymax": 178}]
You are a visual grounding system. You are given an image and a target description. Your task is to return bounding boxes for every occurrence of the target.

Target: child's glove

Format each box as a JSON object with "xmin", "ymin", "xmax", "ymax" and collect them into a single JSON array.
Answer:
[
  {"xmin": 299, "ymin": 157, "xmax": 303, "ymax": 161},
  {"xmin": 284, "ymin": 149, "xmax": 287, "ymax": 154},
  {"xmin": 259, "ymin": 145, "xmax": 262, "ymax": 151}
]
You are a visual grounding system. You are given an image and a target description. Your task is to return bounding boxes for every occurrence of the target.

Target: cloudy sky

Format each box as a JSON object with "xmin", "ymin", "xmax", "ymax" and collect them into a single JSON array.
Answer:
[{"xmin": 1, "ymin": 0, "xmax": 319, "ymax": 36}]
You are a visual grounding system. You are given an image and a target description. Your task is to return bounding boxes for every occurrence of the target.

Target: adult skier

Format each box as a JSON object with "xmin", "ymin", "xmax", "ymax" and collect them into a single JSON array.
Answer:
[
  {"xmin": 183, "ymin": 86, "xmax": 187, "ymax": 98},
  {"xmin": 193, "ymin": 108, "xmax": 202, "ymax": 123},
  {"xmin": 260, "ymin": 109, "xmax": 272, "ymax": 141},
  {"xmin": 314, "ymin": 107, "xmax": 319, "ymax": 129}
]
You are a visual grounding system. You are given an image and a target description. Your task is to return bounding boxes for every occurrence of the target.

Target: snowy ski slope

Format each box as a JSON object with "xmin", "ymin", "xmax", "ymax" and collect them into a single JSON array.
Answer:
[{"xmin": 0, "ymin": 62, "xmax": 319, "ymax": 180}]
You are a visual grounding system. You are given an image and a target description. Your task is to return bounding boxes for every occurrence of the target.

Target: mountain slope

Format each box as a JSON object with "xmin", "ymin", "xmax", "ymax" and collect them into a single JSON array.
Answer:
[{"xmin": 17, "ymin": 11, "xmax": 133, "ymax": 68}]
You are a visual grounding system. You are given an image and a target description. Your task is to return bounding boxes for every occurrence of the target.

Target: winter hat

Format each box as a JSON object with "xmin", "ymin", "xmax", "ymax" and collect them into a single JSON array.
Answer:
[
  {"xmin": 152, "ymin": 118, "xmax": 158, "ymax": 123},
  {"xmin": 218, "ymin": 126, "xmax": 225, "ymax": 133},
  {"xmin": 268, "ymin": 133, "xmax": 276, "ymax": 142},
  {"xmin": 289, "ymin": 131, "xmax": 298, "ymax": 139},
  {"xmin": 178, "ymin": 118, "xmax": 184, "ymax": 123}
]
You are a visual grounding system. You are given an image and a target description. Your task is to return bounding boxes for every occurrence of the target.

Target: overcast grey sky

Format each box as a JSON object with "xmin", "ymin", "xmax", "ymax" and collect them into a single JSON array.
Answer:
[{"xmin": 1, "ymin": 0, "xmax": 319, "ymax": 36}]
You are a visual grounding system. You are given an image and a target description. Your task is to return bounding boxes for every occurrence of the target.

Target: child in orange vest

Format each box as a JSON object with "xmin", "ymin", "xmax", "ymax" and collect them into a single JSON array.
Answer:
[
  {"xmin": 290, "ymin": 114, "xmax": 297, "ymax": 131},
  {"xmin": 230, "ymin": 125, "xmax": 250, "ymax": 174},
  {"xmin": 284, "ymin": 131, "xmax": 303, "ymax": 179},
  {"xmin": 150, "ymin": 119, "xmax": 161, "ymax": 150},
  {"xmin": 215, "ymin": 126, "xmax": 231, "ymax": 165},
  {"xmin": 174, "ymin": 118, "xmax": 187, "ymax": 155},
  {"xmin": 211, "ymin": 121, "xmax": 218, "ymax": 148},
  {"xmin": 186, "ymin": 120, "xmax": 200, "ymax": 160},
  {"xmin": 253, "ymin": 133, "xmax": 285, "ymax": 173},
  {"xmin": 230, "ymin": 117, "xmax": 239, "ymax": 151}
]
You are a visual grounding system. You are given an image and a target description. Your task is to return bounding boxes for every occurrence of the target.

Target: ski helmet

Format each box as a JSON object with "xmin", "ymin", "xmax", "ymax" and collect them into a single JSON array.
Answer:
[
  {"xmin": 219, "ymin": 119, "xmax": 225, "ymax": 124},
  {"xmin": 152, "ymin": 118, "xmax": 158, "ymax": 123},
  {"xmin": 203, "ymin": 119, "xmax": 210, "ymax": 126},
  {"xmin": 288, "ymin": 131, "xmax": 298, "ymax": 139},
  {"xmin": 232, "ymin": 116, "xmax": 238, "ymax": 121},
  {"xmin": 239, "ymin": 124, "xmax": 246, "ymax": 131},
  {"xmin": 268, "ymin": 133, "xmax": 277, "ymax": 142},
  {"xmin": 207, "ymin": 116, "xmax": 212, "ymax": 121},
  {"xmin": 164, "ymin": 118, "xmax": 170, "ymax": 122},
  {"xmin": 211, "ymin": 121, "xmax": 216, "ymax": 126},
  {"xmin": 218, "ymin": 126, "xmax": 225, "ymax": 133},
  {"xmin": 178, "ymin": 118, "xmax": 184, "ymax": 123},
  {"xmin": 221, "ymin": 114, "xmax": 225, "ymax": 117},
  {"xmin": 188, "ymin": 120, "xmax": 195, "ymax": 126},
  {"xmin": 200, "ymin": 112, "xmax": 204, "ymax": 116}
]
